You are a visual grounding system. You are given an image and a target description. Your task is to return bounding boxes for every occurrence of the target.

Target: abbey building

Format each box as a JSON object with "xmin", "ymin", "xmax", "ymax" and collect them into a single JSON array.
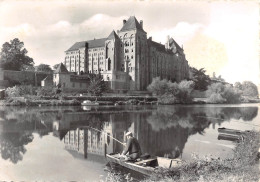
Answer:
[{"xmin": 64, "ymin": 16, "xmax": 189, "ymax": 91}]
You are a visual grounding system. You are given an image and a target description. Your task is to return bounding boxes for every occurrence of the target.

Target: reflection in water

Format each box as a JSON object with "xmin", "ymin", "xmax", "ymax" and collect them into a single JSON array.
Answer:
[
  {"xmin": 0, "ymin": 132, "xmax": 33, "ymax": 163},
  {"xmin": 0, "ymin": 105, "xmax": 258, "ymax": 164}
]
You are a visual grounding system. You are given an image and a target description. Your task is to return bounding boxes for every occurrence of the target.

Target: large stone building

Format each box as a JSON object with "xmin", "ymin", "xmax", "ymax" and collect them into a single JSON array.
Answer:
[{"xmin": 64, "ymin": 16, "xmax": 189, "ymax": 91}]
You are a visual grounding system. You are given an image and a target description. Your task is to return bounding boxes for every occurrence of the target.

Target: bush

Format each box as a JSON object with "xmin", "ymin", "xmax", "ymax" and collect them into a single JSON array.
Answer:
[
  {"xmin": 142, "ymin": 131, "xmax": 260, "ymax": 182},
  {"xmin": 147, "ymin": 77, "xmax": 194, "ymax": 104},
  {"xmin": 147, "ymin": 77, "xmax": 169, "ymax": 96},
  {"xmin": 206, "ymin": 83, "xmax": 241, "ymax": 103},
  {"xmin": 241, "ymin": 81, "xmax": 259, "ymax": 98},
  {"xmin": 5, "ymin": 85, "xmax": 36, "ymax": 97},
  {"xmin": 36, "ymin": 86, "xmax": 57, "ymax": 97}
]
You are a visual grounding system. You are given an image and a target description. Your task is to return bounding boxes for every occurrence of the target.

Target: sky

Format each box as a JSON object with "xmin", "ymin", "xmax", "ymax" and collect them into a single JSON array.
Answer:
[{"xmin": 0, "ymin": 0, "xmax": 258, "ymax": 85}]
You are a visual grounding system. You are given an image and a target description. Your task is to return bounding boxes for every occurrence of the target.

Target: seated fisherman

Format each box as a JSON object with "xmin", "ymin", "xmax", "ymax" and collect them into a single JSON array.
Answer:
[{"xmin": 121, "ymin": 131, "xmax": 142, "ymax": 160}]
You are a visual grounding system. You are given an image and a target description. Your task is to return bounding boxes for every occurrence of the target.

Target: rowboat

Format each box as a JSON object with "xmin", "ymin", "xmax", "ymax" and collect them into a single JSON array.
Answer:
[
  {"xmin": 218, "ymin": 127, "xmax": 250, "ymax": 135},
  {"xmin": 106, "ymin": 153, "xmax": 182, "ymax": 176},
  {"xmin": 81, "ymin": 100, "xmax": 99, "ymax": 106},
  {"xmin": 218, "ymin": 134, "xmax": 241, "ymax": 142}
]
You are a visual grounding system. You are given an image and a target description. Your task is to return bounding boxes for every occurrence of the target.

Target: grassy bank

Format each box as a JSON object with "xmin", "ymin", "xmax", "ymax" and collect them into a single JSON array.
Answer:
[
  {"xmin": 0, "ymin": 97, "xmax": 81, "ymax": 106},
  {"xmin": 105, "ymin": 131, "xmax": 260, "ymax": 182},
  {"xmin": 0, "ymin": 95, "xmax": 158, "ymax": 106}
]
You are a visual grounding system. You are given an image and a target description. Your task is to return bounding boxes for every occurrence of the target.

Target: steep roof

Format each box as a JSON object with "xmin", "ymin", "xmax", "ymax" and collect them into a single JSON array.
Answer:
[
  {"xmin": 107, "ymin": 30, "xmax": 120, "ymax": 40},
  {"xmin": 65, "ymin": 38, "xmax": 106, "ymax": 52},
  {"xmin": 150, "ymin": 40, "xmax": 167, "ymax": 52},
  {"xmin": 169, "ymin": 38, "xmax": 183, "ymax": 52},
  {"xmin": 120, "ymin": 16, "xmax": 145, "ymax": 32},
  {"xmin": 54, "ymin": 63, "xmax": 69, "ymax": 74}
]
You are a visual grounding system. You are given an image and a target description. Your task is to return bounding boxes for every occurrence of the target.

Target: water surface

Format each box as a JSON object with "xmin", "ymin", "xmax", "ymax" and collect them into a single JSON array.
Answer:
[{"xmin": 0, "ymin": 104, "xmax": 259, "ymax": 181}]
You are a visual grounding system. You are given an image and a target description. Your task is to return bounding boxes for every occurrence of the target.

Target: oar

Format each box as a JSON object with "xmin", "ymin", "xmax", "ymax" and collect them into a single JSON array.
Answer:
[{"xmin": 80, "ymin": 126, "xmax": 126, "ymax": 146}]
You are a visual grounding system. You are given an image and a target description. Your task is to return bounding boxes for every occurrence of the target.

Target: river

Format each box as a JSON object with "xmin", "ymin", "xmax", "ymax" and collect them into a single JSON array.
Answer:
[{"xmin": 0, "ymin": 104, "xmax": 259, "ymax": 181}]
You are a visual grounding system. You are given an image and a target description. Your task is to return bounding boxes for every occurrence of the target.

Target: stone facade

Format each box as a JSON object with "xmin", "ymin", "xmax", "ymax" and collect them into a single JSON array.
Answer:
[
  {"xmin": 44, "ymin": 63, "xmax": 90, "ymax": 92},
  {"xmin": 64, "ymin": 16, "xmax": 190, "ymax": 91}
]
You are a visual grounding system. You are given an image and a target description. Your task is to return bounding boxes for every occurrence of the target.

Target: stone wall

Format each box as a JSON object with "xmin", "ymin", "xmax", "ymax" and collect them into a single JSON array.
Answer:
[{"xmin": 3, "ymin": 70, "xmax": 52, "ymax": 86}]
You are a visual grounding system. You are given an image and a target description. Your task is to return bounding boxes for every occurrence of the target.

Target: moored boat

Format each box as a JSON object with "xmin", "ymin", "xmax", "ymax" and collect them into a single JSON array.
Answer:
[
  {"xmin": 218, "ymin": 127, "xmax": 250, "ymax": 135},
  {"xmin": 81, "ymin": 100, "xmax": 99, "ymax": 106},
  {"xmin": 106, "ymin": 153, "xmax": 182, "ymax": 176},
  {"xmin": 218, "ymin": 134, "xmax": 241, "ymax": 142}
]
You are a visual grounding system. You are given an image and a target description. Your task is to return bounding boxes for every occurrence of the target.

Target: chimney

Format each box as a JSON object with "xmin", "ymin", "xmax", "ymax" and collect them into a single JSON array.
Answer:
[
  {"xmin": 123, "ymin": 20, "xmax": 126, "ymax": 25},
  {"xmin": 149, "ymin": 36, "xmax": 152, "ymax": 41},
  {"xmin": 140, "ymin": 20, "xmax": 143, "ymax": 28}
]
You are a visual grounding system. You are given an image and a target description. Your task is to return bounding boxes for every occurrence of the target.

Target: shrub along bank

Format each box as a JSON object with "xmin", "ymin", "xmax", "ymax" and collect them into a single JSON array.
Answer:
[
  {"xmin": 105, "ymin": 131, "xmax": 260, "ymax": 182},
  {"xmin": 147, "ymin": 77, "xmax": 195, "ymax": 104}
]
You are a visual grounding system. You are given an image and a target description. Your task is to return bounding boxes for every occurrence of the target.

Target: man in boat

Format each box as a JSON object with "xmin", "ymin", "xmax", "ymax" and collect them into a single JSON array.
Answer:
[{"xmin": 121, "ymin": 131, "xmax": 142, "ymax": 160}]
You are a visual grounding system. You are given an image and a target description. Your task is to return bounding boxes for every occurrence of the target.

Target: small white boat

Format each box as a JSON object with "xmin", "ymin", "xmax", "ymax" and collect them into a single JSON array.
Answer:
[{"xmin": 81, "ymin": 100, "xmax": 99, "ymax": 106}]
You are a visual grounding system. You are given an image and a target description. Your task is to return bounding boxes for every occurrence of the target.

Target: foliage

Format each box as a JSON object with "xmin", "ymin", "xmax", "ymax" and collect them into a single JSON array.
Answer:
[
  {"xmin": 147, "ymin": 77, "xmax": 194, "ymax": 104},
  {"xmin": 5, "ymin": 85, "xmax": 36, "ymax": 97},
  {"xmin": 0, "ymin": 38, "xmax": 34, "ymax": 71},
  {"xmin": 87, "ymin": 73, "xmax": 107, "ymax": 96},
  {"xmin": 0, "ymin": 132, "xmax": 33, "ymax": 164},
  {"xmin": 36, "ymin": 86, "xmax": 58, "ymax": 97},
  {"xmin": 241, "ymin": 81, "xmax": 258, "ymax": 98},
  {"xmin": 35, "ymin": 64, "xmax": 53, "ymax": 73},
  {"xmin": 147, "ymin": 77, "xmax": 168, "ymax": 96},
  {"xmin": 234, "ymin": 82, "xmax": 242, "ymax": 90},
  {"xmin": 53, "ymin": 63, "xmax": 60, "ymax": 70},
  {"xmin": 190, "ymin": 67, "xmax": 211, "ymax": 91},
  {"xmin": 206, "ymin": 83, "xmax": 242, "ymax": 103},
  {"xmin": 142, "ymin": 131, "xmax": 260, "ymax": 182},
  {"xmin": 233, "ymin": 81, "xmax": 258, "ymax": 98}
]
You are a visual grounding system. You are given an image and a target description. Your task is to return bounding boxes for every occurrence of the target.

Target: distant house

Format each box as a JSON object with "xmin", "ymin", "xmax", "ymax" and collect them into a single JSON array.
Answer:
[
  {"xmin": 41, "ymin": 63, "xmax": 90, "ymax": 92},
  {"xmin": 41, "ymin": 76, "xmax": 53, "ymax": 87}
]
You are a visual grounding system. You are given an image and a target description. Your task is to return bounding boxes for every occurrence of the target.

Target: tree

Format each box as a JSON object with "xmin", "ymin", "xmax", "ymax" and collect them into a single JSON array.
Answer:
[
  {"xmin": 0, "ymin": 38, "xmax": 34, "ymax": 71},
  {"xmin": 206, "ymin": 83, "xmax": 242, "ymax": 103},
  {"xmin": 147, "ymin": 77, "xmax": 194, "ymax": 104},
  {"xmin": 87, "ymin": 73, "xmax": 107, "ymax": 96},
  {"xmin": 234, "ymin": 82, "xmax": 242, "ymax": 90},
  {"xmin": 35, "ymin": 64, "xmax": 53, "ymax": 73},
  {"xmin": 53, "ymin": 63, "xmax": 60, "ymax": 70},
  {"xmin": 190, "ymin": 67, "xmax": 211, "ymax": 91},
  {"xmin": 147, "ymin": 77, "xmax": 168, "ymax": 95},
  {"xmin": 241, "ymin": 81, "xmax": 259, "ymax": 98}
]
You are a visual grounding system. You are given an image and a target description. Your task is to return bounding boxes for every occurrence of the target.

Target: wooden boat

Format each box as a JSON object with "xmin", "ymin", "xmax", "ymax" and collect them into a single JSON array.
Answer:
[
  {"xmin": 81, "ymin": 100, "xmax": 99, "ymax": 106},
  {"xmin": 218, "ymin": 134, "xmax": 241, "ymax": 142},
  {"xmin": 218, "ymin": 127, "xmax": 250, "ymax": 136},
  {"xmin": 106, "ymin": 153, "xmax": 182, "ymax": 176}
]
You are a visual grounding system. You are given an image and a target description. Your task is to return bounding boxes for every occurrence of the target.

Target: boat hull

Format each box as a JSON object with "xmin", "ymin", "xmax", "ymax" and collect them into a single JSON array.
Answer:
[
  {"xmin": 106, "ymin": 154, "xmax": 156, "ymax": 176},
  {"xmin": 81, "ymin": 103, "xmax": 99, "ymax": 106},
  {"xmin": 218, "ymin": 127, "xmax": 250, "ymax": 135},
  {"xmin": 106, "ymin": 154, "xmax": 182, "ymax": 176}
]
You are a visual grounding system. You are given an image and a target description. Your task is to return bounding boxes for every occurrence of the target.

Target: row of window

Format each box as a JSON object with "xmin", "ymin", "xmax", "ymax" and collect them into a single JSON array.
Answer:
[
  {"xmin": 121, "ymin": 41, "xmax": 134, "ymax": 47},
  {"xmin": 124, "ymin": 55, "xmax": 134, "ymax": 60},
  {"xmin": 125, "ymin": 48, "xmax": 134, "ymax": 53},
  {"xmin": 89, "ymin": 57, "xmax": 105, "ymax": 61},
  {"xmin": 90, "ymin": 61, "xmax": 105, "ymax": 65},
  {"xmin": 66, "ymin": 51, "xmax": 79, "ymax": 55},
  {"xmin": 90, "ymin": 52, "xmax": 104, "ymax": 56},
  {"xmin": 89, "ymin": 48, "xmax": 104, "ymax": 52}
]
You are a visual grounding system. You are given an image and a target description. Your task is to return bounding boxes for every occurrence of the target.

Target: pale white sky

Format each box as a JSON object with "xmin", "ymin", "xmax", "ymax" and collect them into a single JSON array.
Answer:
[{"xmin": 0, "ymin": 0, "xmax": 258, "ymax": 85}]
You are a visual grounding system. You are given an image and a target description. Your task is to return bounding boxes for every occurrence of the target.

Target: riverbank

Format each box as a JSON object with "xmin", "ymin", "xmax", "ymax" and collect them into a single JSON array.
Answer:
[
  {"xmin": 106, "ymin": 131, "xmax": 260, "ymax": 182},
  {"xmin": 0, "ymin": 95, "xmax": 158, "ymax": 106},
  {"xmin": 0, "ymin": 95, "xmax": 259, "ymax": 106}
]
